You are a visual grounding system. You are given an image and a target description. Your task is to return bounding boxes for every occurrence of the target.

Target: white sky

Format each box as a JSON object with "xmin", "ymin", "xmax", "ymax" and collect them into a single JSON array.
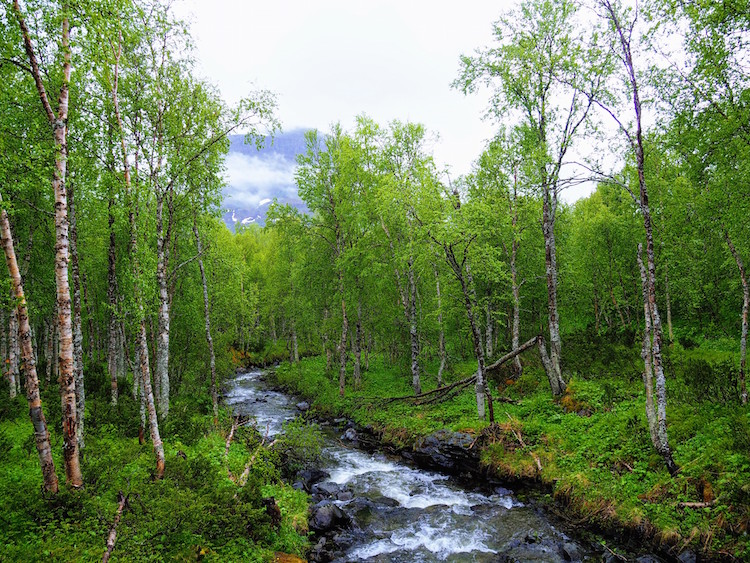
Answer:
[{"xmin": 173, "ymin": 0, "xmax": 505, "ymax": 178}]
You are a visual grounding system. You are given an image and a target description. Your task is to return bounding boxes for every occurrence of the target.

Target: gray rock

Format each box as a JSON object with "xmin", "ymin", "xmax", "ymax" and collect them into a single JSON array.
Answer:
[
  {"xmin": 296, "ymin": 468, "xmax": 330, "ymax": 492},
  {"xmin": 311, "ymin": 481, "xmax": 342, "ymax": 498},
  {"xmin": 309, "ymin": 500, "xmax": 352, "ymax": 533},
  {"xmin": 342, "ymin": 428, "xmax": 357, "ymax": 442},
  {"xmin": 296, "ymin": 401, "xmax": 310, "ymax": 411},
  {"xmin": 678, "ymin": 551, "xmax": 697, "ymax": 563},
  {"xmin": 558, "ymin": 541, "xmax": 582, "ymax": 561}
]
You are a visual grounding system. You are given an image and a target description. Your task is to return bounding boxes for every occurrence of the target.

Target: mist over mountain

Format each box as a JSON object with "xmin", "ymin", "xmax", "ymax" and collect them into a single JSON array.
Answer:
[{"xmin": 222, "ymin": 128, "xmax": 310, "ymax": 230}]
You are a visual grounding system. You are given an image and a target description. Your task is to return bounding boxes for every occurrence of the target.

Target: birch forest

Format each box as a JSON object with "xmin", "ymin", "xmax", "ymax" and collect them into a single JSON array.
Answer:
[{"xmin": 1, "ymin": 0, "xmax": 749, "ymax": 561}]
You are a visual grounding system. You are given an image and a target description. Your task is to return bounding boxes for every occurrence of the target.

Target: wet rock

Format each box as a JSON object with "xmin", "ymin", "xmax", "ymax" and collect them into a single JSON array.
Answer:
[
  {"xmin": 291, "ymin": 481, "xmax": 305, "ymax": 491},
  {"xmin": 311, "ymin": 481, "xmax": 342, "ymax": 498},
  {"xmin": 411, "ymin": 429, "xmax": 479, "ymax": 475},
  {"xmin": 309, "ymin": 500, "xmax": 352, "ymax": 533},
  {"xmin": 677, "ymin": 552, "xmax": 697, "ymax": 563},
  {"xmin": 296, "ymin": 401, "xmax": 310, "ymax": 411},
  {"xmin": 558, "ymin": 541, "xmax": 582, "ymax": 561},
  {"xmin": 636, "ymin": 557, "xmax": 663, "ymax": 563},
  {"xmin": 342, "ymin": 428, "xmax": 357, "ymax": 442},
  {"xmin": 336, "ymin": 490, "xmax": 353, "ymax": 501},
  {"xmin": 296, "ymin": 468, "xmax": 330, "ymax": 492},
  {"xmin": 333, "ymin": 417, "xmax": 347, "ymax": 425}
]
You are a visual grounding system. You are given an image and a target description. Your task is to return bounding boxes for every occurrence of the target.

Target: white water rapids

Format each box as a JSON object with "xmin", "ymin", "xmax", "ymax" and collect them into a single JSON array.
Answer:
[{"xmin": 225, "ymin": 369, "xmax": 598, "ymax": 562}]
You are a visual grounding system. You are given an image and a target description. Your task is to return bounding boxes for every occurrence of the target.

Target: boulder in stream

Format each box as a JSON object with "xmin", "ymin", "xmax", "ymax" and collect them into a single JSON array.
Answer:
[
  {"xmin": 295, "ymin": 401, "xmax": 310, "ymax": 412},
  {"xmin": 309, "ymin": 500, "xmax": 352, "ymax": 533},
  {"xmin": 411, "ymin": 429, "xmax": 479, "ymax": 475}
]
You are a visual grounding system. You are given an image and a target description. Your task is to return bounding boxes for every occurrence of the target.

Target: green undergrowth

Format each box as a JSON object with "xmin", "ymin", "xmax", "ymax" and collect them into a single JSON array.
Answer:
[
  {"xmin": 0, "ymin": 375, "xmax": 309, "ymax": 562},
  {"xmin": 274, "ymin": 344, "xmax": 750, "ymax": 560}
]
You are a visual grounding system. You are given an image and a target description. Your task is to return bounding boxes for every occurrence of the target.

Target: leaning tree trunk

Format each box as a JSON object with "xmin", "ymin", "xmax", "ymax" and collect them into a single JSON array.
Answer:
[
  {"xmin": 193, "ymin": 220, "xmax": 218, "ymax": 422},
  {"xmin": 68, "ymin": 182, "xmax": 85, "ymax": 452},
  {"xmin": 725, "ymin": 232, "xmax": 749, "ymax": 405},
  {"xmin": 485, "ymin": 302, "xmax": 494, "ymax": 360},
  {"xmin": 0, "ymin": 202, "xmax": 59, "ymax": 493}
]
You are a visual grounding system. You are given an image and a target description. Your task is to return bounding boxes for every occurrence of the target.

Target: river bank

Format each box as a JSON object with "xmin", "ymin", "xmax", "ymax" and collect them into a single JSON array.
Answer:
[{"xmin": 270, "ymin": 355, "xmax": 750, "ymax": 562}]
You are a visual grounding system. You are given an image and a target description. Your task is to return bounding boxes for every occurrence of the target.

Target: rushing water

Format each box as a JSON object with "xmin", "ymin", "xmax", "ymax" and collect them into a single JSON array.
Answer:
[{"xmin": 225, "ymin": 369, "xmax": 599, "ymax": 562}]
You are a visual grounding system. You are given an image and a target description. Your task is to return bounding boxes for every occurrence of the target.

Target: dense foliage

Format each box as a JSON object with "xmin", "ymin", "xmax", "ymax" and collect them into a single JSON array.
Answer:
[{"xmin": 0, "ymin": 0, "xmax": 748, "ymax": 560}]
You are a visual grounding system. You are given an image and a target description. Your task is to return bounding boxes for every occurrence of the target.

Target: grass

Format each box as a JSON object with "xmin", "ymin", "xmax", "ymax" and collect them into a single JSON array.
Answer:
[
  {"xmin": 0, "ymin": 378, "xmax": 309, "ymax": 563},
  {"xmin": 273, "ymin": 343, "xmax": 750, "ymax": 560}
]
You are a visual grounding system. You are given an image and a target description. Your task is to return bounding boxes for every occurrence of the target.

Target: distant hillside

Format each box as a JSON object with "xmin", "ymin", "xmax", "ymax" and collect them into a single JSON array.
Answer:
[{"xmin": 222, "ymin": 128, "xmax": 310, "ymax": 230}]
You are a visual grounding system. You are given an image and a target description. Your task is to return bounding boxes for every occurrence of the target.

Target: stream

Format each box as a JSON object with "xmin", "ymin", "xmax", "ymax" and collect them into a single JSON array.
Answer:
[{"xmin": 224, "ymin": 369, "xmax": 617, "ymax": 562}]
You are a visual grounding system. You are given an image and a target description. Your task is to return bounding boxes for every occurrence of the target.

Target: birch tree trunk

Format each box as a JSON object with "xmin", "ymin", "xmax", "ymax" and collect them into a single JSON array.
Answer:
[
  {"xmin": 725, "ymin": 232, "xmax": 749, "ymax": 405},
  {"xmin": 193, "ymin": 220, "xmax": 218, "ymax": 422},
  {"xmin": 434, "ymin": 264, "xmax": 446, "ymax": 387},
  {"xmin": 0, "ymin": 201, "xmax": 59, "ymax": 493},
  {"xmin": 8, "ymin": 306, "xmax": 18, "ymax": 398},
  {"xmin": 155, "ymin": 195, "xmax": 170, "ymax": 419},
  {"xmin": 485, "ymin": 301, "xmax": 494, "ymax": 360},
  {"xmin": 13, "ymin": 1, "xmax": 83, "ymax": 487},
  {"xmin": 68, "ymin": 182, "xmax": 85, "ymax": 452},
  {"xmin": 107, "ymin": 190, "xmax": 119, "ymax": 405},
  {"xmin": 353, "ymin": 297, "xmax": 362, "ymax": 389},
  {"xmin": 542, "ymin": 193, "xmax": 566, "ymax": 396},
  {"xmin": 1, "ymin": 310, "xmax": 7, "ymax": 394},
  {"xmin": 600, "ymin": 0, "xmax": 678, "ymax": 477},
  {"xmin": 109, "ymin": 28, "xmax": 165, "ymax": 479},
  {"xmin": 337, "ymin": 268, "xmax": 349, "ymax": 397},
  {"xmin": 408, "ymin": 258, "xmax": 421, "ymax": 395},
  {"xmin": 509, "ymin": 240, "xmax": 523, "ymax": 378}
]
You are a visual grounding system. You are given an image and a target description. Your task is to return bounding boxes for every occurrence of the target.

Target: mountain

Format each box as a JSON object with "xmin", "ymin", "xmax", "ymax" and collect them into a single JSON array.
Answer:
[{"xmin": 222, "ymin": 128, "xmax": 310, "ymax": 230}]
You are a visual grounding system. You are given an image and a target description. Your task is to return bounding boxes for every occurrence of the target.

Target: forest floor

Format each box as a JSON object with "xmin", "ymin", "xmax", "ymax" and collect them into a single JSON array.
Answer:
[
  {"xmin": 0, "ymin": 367, "xmax": 309, "ymax": 562},
  {"xmin": 272, "ymin": 336, "xmax": 750, "ymax": 562}
]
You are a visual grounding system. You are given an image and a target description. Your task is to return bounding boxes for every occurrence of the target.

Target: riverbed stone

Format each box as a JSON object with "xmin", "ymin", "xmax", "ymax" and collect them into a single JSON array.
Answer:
[
  {"xmin": 411, "ymin": 429, "xmax": 479, "ymax": 475},
  {"xmin": 311, "ymin": 481, "xmax": 342, "ymax": 498},
  {"xmin": 309, "ymin": 500, "xmax": 352, "ymax": 533},
  {"xmin": 295, "ymin": 401, "xmax": 310, "ymax": 411},
  {"xmin": 296, "ymin": 468, "xmax": 330, "ymax": 492},
  {"xmin": 342, "ymin": 428, "xmax": 357, "ymax": 442}
]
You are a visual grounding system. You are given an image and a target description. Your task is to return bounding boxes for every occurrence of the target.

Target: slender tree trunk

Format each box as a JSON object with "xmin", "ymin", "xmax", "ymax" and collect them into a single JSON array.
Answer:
[
  {"xmin": 485, "ymin": 301, "xmax": 494, "ymax": 360},
  {"xmin": 725, "ymin": 232, "xmax": 748, "ymax": 405},
  {"xmin": 193, "ymin": 220, "xmax": 218, "ymax": 422},
  {"xmin": 408, "ymin": 258, "xmax": 421, "ymax": 395},
  {"xmin": 542, "ymin": 193, "xmax": 565, "ymax": 396},
  {"xmin": 8, "ymin": 305, "xmax": 18, "ymax": 398},
  {"xmin": 601, "ymin": 0, "xmax": 678, "ymax": 477},
  {"xmin": 14, "ymin": 0, "xmax": 82, "ymax": 488},
  {"xmin": 434, "ymin": 264, "xmax": 446, "ymax": 387},
  {"xmin": 155, "ymin": 196, "xmax": 170, "ymax": 419},
  {"xmin": 45, "ymin": 318, "xmax": 53, "ymax": 384},
  {"xmin": 68, "ymin": 182, "xmax": 85, "ymax": 452},
  {"xmin": 665, "ymin": 260, "xmax": 674, "ymax": 344},
  {"xmin": 0, "ymin": 202, "xmax": 59, "ymax": 493},
  {"xmin": 107, "ymin": 191, "xmax": 119, "ymax": 405},
  {"xmin": 337, "ymin": 269, "xmax": 348, "ymax": 397},
  {"xmin": 1, "ymin": 309, "xmax": 7, "ymax": 394},
  {"xmin": 109, "ymin": 29, "xmax": 164, "ymax": 478},
  {"xmin": 510, "ymin": 240, "xmax": 523, "ymax": 378},
  {"xmin": 637, "ymin": 246, "xmax": 659, "ymax": 446},
  {"xmin": 445, "ymin": 246, "xmax": 486, "ymax": 419},
  {"xmin": 353, "ymin": 296, "xmax": 362, "ymax": 389},
  {"xmin": 323, "ymin": 307, "xmax": 332, "ymax": 371}
]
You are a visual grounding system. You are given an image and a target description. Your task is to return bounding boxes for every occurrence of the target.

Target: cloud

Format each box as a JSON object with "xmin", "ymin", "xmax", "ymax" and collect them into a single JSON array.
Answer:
[{"xmin": 223, "ymin": 152, "xmax": 299, "ymax": 209}]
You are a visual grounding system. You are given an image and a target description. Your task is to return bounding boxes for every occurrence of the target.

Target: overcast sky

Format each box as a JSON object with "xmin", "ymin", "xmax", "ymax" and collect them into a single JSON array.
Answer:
[
  {"xmin": 172, "ymin": 1, "xmax": 505, "ymax": 173},
  {"xmin": 173, "ymin": 0, "xmax": 599, "ymax": 207}
]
